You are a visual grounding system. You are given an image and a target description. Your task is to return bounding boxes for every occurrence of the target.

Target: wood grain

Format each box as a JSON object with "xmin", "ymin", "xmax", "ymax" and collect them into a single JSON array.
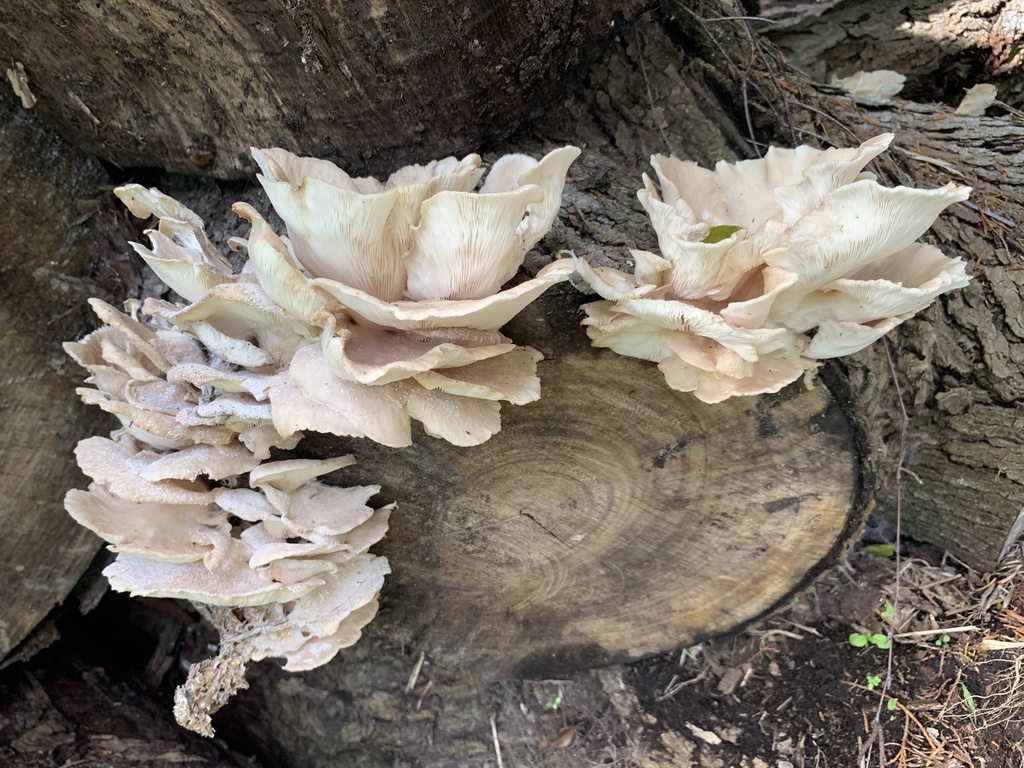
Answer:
[
  {"xmin": 307, "ymin": 291, "xmax": 860, "ymax": 679},
  {"xmin": 0, "ymin": 89, "xmax": 137, "ymax": 659}
]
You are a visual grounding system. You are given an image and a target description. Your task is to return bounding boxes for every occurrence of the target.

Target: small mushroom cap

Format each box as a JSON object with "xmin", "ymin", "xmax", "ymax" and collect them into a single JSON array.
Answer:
[
  {"xmin": 311, "ymin": 258, "xmax": 575, "ymax": 331},
  {"xmin": 269, "ymin": 344, "xmax": 414, "ymax": 446},
  {"xmin": 65, "ymin": 484, "xmax": 229, "ymax": 563},
  {"xmin": 141, "ymin": 443, "xmax": 263, "ymax": 482},
  {"xmin": 403, "ymin": 185, "xmax": 545, "ymax": 301},
  {"xmin": 414, "ymin": 346, "xmax": 543, "ymax": 405},
  {"xmin": 272, "ymin": 598, "xmax": 381, "ymax": 672},
  {"xmin": 103, "ymin": 551, "xmax": 325, "ymax": 606},
  {"xmin": 233, "ymin": 202, "xmax": 335, "ymax": 325},
  {"xmin": 74, "ymin": 436, "xmax": 213, "ymax": 505},
  {"xmin": 249, "ymin": 456, "xmax": 357, "ymax": 494},
  {"xmin": 320, "ymin": 322, "xmax": 516, "ymax": 385}
]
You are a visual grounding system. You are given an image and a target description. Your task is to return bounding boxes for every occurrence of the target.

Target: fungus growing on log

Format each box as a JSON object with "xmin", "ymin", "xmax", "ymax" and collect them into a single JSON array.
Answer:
[
  {"xmin": 116, "ymin": 145, "xmax": 579, "ymax": 448},
  {"xmin": 64, "ymin": 298, "xmax": 390, "ymax": 734},
  {"xmin": 64, "ymin": 145, "xmax": 580, "ymax": 732},
  {"xmin": 575, "ymin": 134, "xmax": 971, "ymax": 402},
  {"xmin": 66, "ymin": 441, "xmax": 390, "ymax": 736}
]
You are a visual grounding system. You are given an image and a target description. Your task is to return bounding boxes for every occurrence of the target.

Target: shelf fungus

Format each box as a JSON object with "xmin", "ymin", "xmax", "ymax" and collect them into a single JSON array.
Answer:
[
  {"xmin": 576, "ymin": 134, "xmax": 971, "ymax": 402},
  {"xmin": 115, "ymin": 145, "xmax": 579, "ymax": 448},
  {"xmin": 64, "ymin": 297, "xmax": 299, "ymax": 458},
  {"xmin": 64, "ymin": 144, "xmax": 578, "ymax": 733},
  {"xmin": 66, "ymin": 444, "xmax": 390, "ymax": 736}
]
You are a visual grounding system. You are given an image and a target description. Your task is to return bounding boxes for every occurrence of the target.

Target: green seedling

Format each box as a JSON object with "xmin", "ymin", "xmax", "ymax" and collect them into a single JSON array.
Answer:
[
  {"xmin": 961, "ymin": 683, "xmax": 976, "ymax": 719},
  {"xmin": 549, "ymin": 695, "xmax": 563, "ymax": 711},
  {"xmin": 887, "ymin": 697, "xmax": 898, "ymax": 711},
  {"xmin": 880, "ymin": 601, "xmax": 895, "ymax": 619},
  {"xmin": 869, "ymin": 633, "xmax": 892, "ymax": 649},
  {"xmin": 866, "ymin": 674, "xmax": 882, "ymax": 691},
  {"xmin": 865, "ymin": 543, "xmax": 896, "ymax": 557},
  {"xmin": 935, "ymin": 633, "xmax": 951, "ymax": 646},
  {"xmin": 850, "ymin": 632, "xmax": 892, "ymax": 650}
]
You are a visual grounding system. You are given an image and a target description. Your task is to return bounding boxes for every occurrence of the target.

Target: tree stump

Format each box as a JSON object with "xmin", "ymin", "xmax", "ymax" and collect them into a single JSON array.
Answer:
[
  {"xmin": 0, "ymin": 88, "xmax": 139, "ymax": 659},
  {"xmin": 304, "ymin": 289, "xmax": 859, "ymax": 679}
]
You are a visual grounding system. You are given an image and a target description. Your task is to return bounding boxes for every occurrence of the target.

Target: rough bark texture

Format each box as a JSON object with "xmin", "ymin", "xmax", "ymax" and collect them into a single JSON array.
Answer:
[
  {"xmin": 745, "ymin": 0, "xmax": 1024, "ymax": 569},
  {"xmin": 0, "ymin": 654, "xmax": 265, "ymax": 768},
  {"xmin": 0, "ymin": 0, "xmax": 647, "ymax": 178},
  {"xmin": 823, "ymin": 100, "xmax": 1024, "ymax": 571},
  {"xmin": 765, "ymin": 0, "xmax": 1024, "ymax": 107},
  {"xmin": 0, "ymin": 87, "xmax": 143, "ymax": 659}
]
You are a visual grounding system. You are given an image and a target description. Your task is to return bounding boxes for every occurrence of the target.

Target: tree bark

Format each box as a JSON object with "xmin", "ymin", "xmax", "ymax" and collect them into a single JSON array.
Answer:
[
  {"xmin": 764, "ymin": 0, "xmax": 1024, "ymax": 107},
  {"xmin": 0, "ymin": 0, "xmax": 647, "ymax": 178}
]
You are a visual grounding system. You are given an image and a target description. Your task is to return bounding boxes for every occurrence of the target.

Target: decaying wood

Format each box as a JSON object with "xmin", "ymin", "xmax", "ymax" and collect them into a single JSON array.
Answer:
[
  {"xmin": 0, "ymin": 657, "xmax": 263, "ymax": 768},
  {"xmin": 0, "ymin": 0, "xmax": 646, "ymax": 178},
  {"xmin": 0, "ymin": 88, "xmax": 142, "ymax": 659},
  {"xmin": 3, "ymin": 0, "xmax": 1024, "ymax": 762}
]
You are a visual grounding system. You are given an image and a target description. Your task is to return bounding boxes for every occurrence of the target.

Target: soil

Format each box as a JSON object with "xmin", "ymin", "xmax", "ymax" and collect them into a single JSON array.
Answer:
[{"xmin": 4, "ymin": 533, "xmax": 1023, "ymax": 767}]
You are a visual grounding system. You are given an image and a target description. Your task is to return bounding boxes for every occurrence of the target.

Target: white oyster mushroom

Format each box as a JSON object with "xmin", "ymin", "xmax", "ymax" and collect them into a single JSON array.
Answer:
[
  {"xmin": 576, "ymin": 134, "xmax": 971, "ymax": 402},
  {"xmin": 114, "ymin": 146, "xmax": 579, "ymax": 447}
]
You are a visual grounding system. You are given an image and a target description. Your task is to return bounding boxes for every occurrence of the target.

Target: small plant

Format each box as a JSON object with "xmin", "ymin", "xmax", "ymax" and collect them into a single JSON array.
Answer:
[
  {"xmin": 849, "ymin": 632, "xmax": 892, "ymax": 650},
  {"xmin": 879, "ymin": 600, "xmax": 895, "ymax": 620},
  {"xmin": 865, "ymin": 543, "xmax": 896, "ymax": 558},
  {"xmin": 887, "ymin": 697, "xmax": 898, "ymax": 711},
  {"xmin": 866, "ymin": 674, "xmax": 882, "ymax": 690},
  {"xmin": 935, "ymin": 633, "xmax": 951, "ymax": 646},
  {"xmin": 961, "ymin": 683, "xmax": 977, "ymax": 720}
]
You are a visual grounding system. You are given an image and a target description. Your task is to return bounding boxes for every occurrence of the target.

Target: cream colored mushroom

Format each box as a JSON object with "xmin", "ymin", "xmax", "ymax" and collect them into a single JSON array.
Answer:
[{"xmin": 576, "ymin": 135, "xmax": 971, "ymax": 401}]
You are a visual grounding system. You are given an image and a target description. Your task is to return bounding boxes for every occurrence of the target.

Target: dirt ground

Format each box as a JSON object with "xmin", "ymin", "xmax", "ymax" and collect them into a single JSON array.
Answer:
[{"xmin": 4, "ymin": 526, "xmax": 1024, "ymax": 767}]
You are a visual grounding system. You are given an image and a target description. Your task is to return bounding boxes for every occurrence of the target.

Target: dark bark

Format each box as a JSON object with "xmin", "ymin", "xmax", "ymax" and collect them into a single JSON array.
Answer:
[
  {"xmin": 0, "ymin": 0, "xmax": 647, "ymax": 178},
  {"xmin": 0, "ymin": 87, "xmax": 142, "ymax": 659}
]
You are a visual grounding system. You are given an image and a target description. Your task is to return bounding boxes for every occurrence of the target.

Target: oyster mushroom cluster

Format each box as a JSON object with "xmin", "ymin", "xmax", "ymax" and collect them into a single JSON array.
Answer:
[
  {"xmin": 575, "ymin": 134, "xmax": 971, "ymax": 402},
  {"xmin": 118, "ymin": 145, "xmax": 579, "ymax": 448},
  {"xmin": 64, "ymin": 299, "xmax": 389, "ymax": 734},
  {"xmin": 64, "ymin": 145, "xmax": 578, "ymax": 732}
]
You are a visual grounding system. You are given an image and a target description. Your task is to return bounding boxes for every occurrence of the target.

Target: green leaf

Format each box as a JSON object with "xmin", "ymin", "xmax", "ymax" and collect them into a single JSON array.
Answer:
[
  {"xmin": 865, "ymin": 543, "xmax": 896, "ymax": 557},
  {"xmin": 961, "ymin": 683, "xmax": 976, "ymax": 714},
  {"xmin": 880, "ymin": 600, "xmax": 895, "ymax": 619},
  {"xmin": 848, "ymin": 633, "xmax": 869, "ymax": 648},
  {"xmin": 935, "ymin": 633, "xmax": 951, "ymax": 646},
  {"xmin": 869, "ymin": 633, "xmax": 892, "ymax": 650},
  {"xmin": 865, "ymin": 674, "xmax": 881, "ymax": 691},
  {"xmin": 701, "ymin": 225, "xmax": 742, "ymax": 244},
  {"xmin": 887, "ymin": 697, "xmax": 898, "ymax": 711}
]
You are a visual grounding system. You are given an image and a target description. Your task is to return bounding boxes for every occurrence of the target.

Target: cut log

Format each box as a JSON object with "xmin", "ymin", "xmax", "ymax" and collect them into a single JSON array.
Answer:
[
  {"xmin": 0, "ymin": 0, "xmax": 647, "ymax": 178},
  {"xmin": 0, "ymin": 88, "xmax": 141, "ymax": 660},
  {"xmin": 303, "ymin": 289, "xmax": 859, "ymax": 679},
  {"xmin": 812, "ymin": 99, "xmax": 1024, "ymax": 571}
]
